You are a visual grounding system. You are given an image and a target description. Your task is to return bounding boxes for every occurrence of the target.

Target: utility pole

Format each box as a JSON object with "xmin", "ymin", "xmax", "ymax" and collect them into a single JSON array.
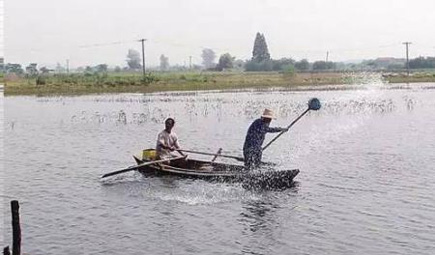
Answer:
[
  {"xmin": 326, "ymin": 51, "xmax": 329, "ymax": 62},
  {"xmin": 66, "ymin": 59, "xmax": 69, "ymax": 74},
  {"xmin": 139, "ymin": 39, "xmax": 147, "ymax": 77},
  {"xmin": 403, "ymin": 42, "xmax": 411, "ymax": 76},
  {"xmin": 189, "ymin": 56, "xmax": 192, "ymax": 70}
]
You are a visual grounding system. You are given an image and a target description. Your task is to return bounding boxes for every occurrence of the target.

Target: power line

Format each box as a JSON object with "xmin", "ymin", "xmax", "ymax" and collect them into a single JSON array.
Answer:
[
  {"xmin": 78, "ymin": 40, "xmax": 137, "ymax": 49},
  {"xmin": 9, "ymin": 37, "xmax": 435, "ymax": 67}
]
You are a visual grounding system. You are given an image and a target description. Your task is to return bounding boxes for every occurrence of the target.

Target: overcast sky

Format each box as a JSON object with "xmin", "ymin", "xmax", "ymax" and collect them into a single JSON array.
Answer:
[
  {"xmin": 0, "ymin": 0, "xmax": 3, "ymax": 58},
  {"xmin": 5, "ymin": 0, "xmax": 435, "ymax": 68}
]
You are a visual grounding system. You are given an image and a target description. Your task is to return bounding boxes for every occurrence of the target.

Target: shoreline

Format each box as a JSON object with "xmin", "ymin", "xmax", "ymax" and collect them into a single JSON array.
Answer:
[{"xmin": 4, "ymin": 71, "xmax": 435, "ymax": 96}]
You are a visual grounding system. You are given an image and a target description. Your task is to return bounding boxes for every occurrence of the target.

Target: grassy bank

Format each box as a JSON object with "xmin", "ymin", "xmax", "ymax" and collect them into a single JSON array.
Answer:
[{"xmin": 4, "ymin": 71, "xmax": 435, "ymax": 96}]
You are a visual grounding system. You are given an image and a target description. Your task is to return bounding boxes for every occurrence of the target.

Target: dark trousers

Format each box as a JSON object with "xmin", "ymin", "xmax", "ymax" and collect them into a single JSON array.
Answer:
[{"xmin": 243, "ymin": 147, "xmax": 262, "ymax": 170}]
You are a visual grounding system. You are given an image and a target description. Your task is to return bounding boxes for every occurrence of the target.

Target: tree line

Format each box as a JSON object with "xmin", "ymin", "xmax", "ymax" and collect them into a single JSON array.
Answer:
[{"xmin": 3, "ymin": 33, "xmax": 435, "ymax": 75}]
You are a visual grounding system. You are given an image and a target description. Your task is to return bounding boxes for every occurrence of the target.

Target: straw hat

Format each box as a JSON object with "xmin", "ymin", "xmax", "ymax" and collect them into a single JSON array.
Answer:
[{"xmin": 261, "ymin": 108, "xmax": 275, "ymax": 119}]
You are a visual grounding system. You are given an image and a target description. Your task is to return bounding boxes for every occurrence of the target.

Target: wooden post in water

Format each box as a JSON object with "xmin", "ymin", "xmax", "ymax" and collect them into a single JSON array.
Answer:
[{"xmin": 11, "ymin": 200, "xmax": 21, "ymax": 255}]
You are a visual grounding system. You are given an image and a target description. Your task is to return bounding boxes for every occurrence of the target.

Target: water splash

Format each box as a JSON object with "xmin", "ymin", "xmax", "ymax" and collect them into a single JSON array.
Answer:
[
  {"xmin": 102, "ymin": 175, "xmax": 260, "ymax": 205},
  {"xmin": 289, "ymin": 72, "xmax": 392, "ymax": 163},
  {"xmin": 343, "ymin": 71, "xmax": 387, "ymax": 89}
]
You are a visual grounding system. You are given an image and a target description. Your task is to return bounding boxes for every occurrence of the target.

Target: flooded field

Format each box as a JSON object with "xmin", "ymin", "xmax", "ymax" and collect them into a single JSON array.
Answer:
[{"xmin": 2, "ymin": 83, "xmax": 435, "ymax": 254}]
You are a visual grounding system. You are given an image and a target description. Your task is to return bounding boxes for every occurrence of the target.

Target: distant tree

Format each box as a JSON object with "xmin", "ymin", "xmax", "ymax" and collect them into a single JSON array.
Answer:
[
  {"xmin": 5, "ymin": 63, "xmax": 24, "ymax": 74},
  {"xmin": 387, "ymin": 63, "xmax": 405, "ymax": 70},
  {"xmin": 36, "ymin": 75, "xmax": 46, "ymax": 85},
  {"xmin": 85, "ymin": 66, "xmax": 93, "ymax": 73},
  {"xmin": 295, "ymin": 59, "xmax": 310, "ymax": 71},
  {"xmin": 114, "ymin": 66, "xmax": 122, "ymax": 72},
  {"xmin": 233, "ymin": 59, "xmax": 245, "ymax": 70},
  {"xmin": 96, "ymin": 64, "xmax": 108, "ymax": 73},
  {"xmin": 0, "ymin": 57, "xmax": 4, "ymax": 72},
  {"xmin": 55, "ymin": 63, "xmax": 65, "ymax": 73},
  {"xmin": 366, "ymin": 61, "xmax": 377, "ymax": 69},
  {"xmin": 192, "ymin": 64, "xmax": 202, "ymax": 70},
  {"xmin": 271, "ymin": 58, "xmax": 295, "ymax": 71},
  {"xmin": 409, "ymin": 57, "xmax": 435, "ymax": 69},
  {"xmin": 312, "ymin": 61, "xmax": 325, "ymax": 70},
  {"xmin": 39, "ymin": 67, "xmax": 51, "ymax": 74},
  {"xmin": 409, "ymin": 57, "xmax": 424, "ymax": 69},
  {"xmin": 26, "ymin": 63, "xmax": 38, "ymax": 76},
  {"xmin": 252, "ymin": 32, "xmax": 271, "ymax": 62},
  {"xmin": 245, "ymin": 33, "xmax": 274, "ymax": 71},
  {"xmin": 244, "ymin": 60, "xmax": 273, "ymax": 71},
  {"xmin": 160, "ymin": 54, "xmax": 169, "ymax": 71},
  {"xmin": 216, "ymin": 53, "xmax": 235, "ymax": 71},
  {"xmin": 283, "ymin": 65, "xmax": 295, "ymax": 75},
  {"xmin": 126, "ymin": 49, "xmax": 142, "ymax": 70},
  {"xmin": 201, "ymin": 48, "xmax": 216, "ymax": 69},
  {"xmin": 312, "ymin": 61, "xmax": 335, "ymax": 70}
]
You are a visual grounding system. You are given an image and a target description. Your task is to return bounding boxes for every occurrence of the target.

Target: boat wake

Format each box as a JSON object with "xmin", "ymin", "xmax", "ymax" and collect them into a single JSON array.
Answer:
[{"xmin": 101, "ymin": 174, "xmax": 263, "ymax": 205}]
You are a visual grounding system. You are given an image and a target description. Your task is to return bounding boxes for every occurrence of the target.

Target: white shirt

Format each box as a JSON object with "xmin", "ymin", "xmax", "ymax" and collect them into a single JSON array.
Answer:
[{"xmin": 156, "ymin": 130, "xmax": 180, "ymax": 159}]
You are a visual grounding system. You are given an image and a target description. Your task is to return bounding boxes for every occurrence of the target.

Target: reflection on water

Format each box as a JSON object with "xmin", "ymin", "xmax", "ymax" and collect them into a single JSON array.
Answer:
[
  {"xmin": 241, "ymin": 199, "xmax": 282, "ymax": 233},
  {"xmin": 238, "ymin": 189, "xmax": 300, "ymax": 255},
  {"xmin": 3, "ymin": 83, "xmax": 435, "ymax": 254},
  {"xmin": 240, "ymin": 200, "xmax": 279, "ymax": 255}
]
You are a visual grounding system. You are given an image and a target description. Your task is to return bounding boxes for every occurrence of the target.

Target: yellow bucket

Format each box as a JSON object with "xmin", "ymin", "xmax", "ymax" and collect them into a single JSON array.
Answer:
[{"xmin": 142, "ymin": 149, "xmax": 157, "ymax": 160}]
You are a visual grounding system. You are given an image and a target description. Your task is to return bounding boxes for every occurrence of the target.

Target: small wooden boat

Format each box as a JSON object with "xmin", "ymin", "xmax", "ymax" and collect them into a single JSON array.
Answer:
[
  {"xmin": 102, "ymin": 99, "xmax": 322, "ymax": 187},
  {"xmin": 133, "ymin": 149, "xmax": 299, "ymax": 190}
]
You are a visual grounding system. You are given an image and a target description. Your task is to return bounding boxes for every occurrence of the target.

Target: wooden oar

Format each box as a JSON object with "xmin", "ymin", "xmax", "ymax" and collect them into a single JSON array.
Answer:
[
  {"xmin": 177, "ymin": 149, "xmax": 276, "ymax": 166},
  {"xmin": 101, "ymin": 155, "xmax": 186, "ymax": 178},
  {"xmin": 177, "ymin": 149, "xmax": 245, "ymax": 162},
  {"xmin": 262, "ymin": 98, "xmax": 321, "ymax": 151}
]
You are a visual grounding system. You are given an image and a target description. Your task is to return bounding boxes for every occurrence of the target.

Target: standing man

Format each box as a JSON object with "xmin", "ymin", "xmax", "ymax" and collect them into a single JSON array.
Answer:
[
  {"xmin": 156, "ymin": 118, "xmax": 185, "ymax": 160},
  {"xmin": 243, "ymin": 109, "xmax": 288, "ymax": 170}
]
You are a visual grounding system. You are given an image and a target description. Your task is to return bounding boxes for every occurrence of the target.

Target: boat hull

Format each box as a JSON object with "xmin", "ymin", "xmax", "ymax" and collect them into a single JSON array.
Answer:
[{"xmin": 134, "ymin": 157, "xmax": 299, "ymax": 190}]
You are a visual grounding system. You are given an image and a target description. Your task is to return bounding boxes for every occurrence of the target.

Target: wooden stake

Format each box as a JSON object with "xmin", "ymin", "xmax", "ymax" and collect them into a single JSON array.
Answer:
[{"xmin": 11, "ymin": 200, "xmax": 21, "ymax": 255}]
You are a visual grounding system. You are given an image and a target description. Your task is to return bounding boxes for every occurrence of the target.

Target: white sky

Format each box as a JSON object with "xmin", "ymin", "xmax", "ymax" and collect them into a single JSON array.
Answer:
[
  {"xmin": 4, "ymin": 0, "xmax": 435, "ymax": 68},
  {"xmin": 0, "ymin": 0, "xmax": 3, "ymax": 58}
]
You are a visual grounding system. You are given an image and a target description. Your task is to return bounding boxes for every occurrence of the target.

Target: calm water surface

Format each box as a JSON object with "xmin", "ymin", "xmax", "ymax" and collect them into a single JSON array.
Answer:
[{"xmin": 2, "ymin": 83, "xmax": 435, "ymax": 254}]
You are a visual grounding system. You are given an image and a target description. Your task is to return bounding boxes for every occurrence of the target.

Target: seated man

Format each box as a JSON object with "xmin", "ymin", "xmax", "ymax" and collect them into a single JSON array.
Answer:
[{"xmin": 156, "ymin": 118, "xmax": 185, "ymax": 164}]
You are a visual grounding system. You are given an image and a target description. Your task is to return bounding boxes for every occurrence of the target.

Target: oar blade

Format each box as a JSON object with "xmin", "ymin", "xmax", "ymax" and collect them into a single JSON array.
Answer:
[
  {"xmin": 101, "ymin": 155, "xmax": 186, "ymax": 178},
  {"xmin": 101, "ymin": 167, "xmax": 139, "ymax": 178}
]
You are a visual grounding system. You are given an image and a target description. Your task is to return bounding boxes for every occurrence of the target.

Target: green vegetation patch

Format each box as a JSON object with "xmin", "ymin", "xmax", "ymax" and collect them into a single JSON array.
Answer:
[{"xmin": 4, "ymin": 71, "xmax": 435, "ymax": 96}]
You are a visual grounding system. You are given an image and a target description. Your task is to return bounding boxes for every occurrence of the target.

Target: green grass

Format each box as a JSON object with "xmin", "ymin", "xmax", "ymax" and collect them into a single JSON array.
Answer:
[{"xmin": 4, "ymin": 71, "xmax": 435, "ymax": 96}]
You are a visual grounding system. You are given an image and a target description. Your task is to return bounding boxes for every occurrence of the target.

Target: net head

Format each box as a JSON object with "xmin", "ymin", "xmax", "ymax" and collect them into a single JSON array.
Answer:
[{"xmin": 308, "ymin": 98, "xmax": 321, "ymax": 110}]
